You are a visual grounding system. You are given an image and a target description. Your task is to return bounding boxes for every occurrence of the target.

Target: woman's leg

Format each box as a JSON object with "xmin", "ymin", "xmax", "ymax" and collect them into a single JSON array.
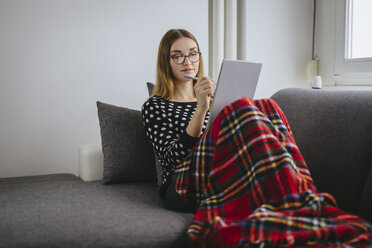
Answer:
[
  {"xmin": 173, "ymin": 97, "xmax": 318, "ymax": 207},
  {"xmin": 172, "ymin": 97, "xmax": 371, "ymax": 247},
  {"xmin": 164, "ymin": 183, "xmax": 195, "ymax": 213}
]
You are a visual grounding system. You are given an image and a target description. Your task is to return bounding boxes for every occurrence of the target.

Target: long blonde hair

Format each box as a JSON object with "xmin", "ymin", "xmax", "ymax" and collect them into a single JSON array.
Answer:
[{"xmin": 151, "ymin": 29, "xmax": 204, "ymax": 100}]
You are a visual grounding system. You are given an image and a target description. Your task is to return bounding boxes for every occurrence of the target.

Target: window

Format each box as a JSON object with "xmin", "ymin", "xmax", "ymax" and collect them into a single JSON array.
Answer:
[
  {"xmin": 335, "ymin": 0, "xmax": 372, "ymax": 85},
  {"xmin": 345, "ymin": 0, "xmax": 372, "ymax": 59}
]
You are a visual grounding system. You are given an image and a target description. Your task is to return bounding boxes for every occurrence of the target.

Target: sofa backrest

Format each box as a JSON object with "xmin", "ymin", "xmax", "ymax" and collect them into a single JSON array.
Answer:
[{"xmin": 271, "ymin": 88, "xmax": 372, "ymax": 222}]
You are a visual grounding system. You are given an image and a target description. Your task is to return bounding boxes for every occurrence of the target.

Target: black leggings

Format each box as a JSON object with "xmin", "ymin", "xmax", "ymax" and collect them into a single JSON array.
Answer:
[{"xmin": 164, "ymin": 183, "xmax": 194, "ymax": 213}]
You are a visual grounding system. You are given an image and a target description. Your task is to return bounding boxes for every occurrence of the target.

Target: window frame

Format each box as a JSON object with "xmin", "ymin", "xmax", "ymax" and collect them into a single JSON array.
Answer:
[{"xmin": 334, "ymin": 0, "xmax": 372, "ymax": 86}]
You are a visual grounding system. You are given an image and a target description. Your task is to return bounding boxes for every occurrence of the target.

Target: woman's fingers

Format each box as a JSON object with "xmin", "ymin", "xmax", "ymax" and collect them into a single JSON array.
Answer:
[
  {"xmin": 194, "ymin": 76, "xmax": 215, "ymax": 111},
  {"xmin": 196, "ymin": 76, "xmax": 213, "ymax": 85},
  {"xmin": 195, "ymin": 85, "xmax": 213, "ymax": 98},
  {"xmin": 195, "ymin": 76, "xmax": 215, "ymax": 95}
]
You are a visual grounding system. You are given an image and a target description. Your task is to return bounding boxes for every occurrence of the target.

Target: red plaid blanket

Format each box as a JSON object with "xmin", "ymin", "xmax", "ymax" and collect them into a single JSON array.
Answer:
[{"xmin": 173, "ymin": 97, "xmax": 371, "ymax": 247}]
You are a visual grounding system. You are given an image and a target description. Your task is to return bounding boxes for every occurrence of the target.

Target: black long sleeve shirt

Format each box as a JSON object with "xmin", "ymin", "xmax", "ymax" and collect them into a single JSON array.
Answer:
[{"xmin": 141, "ymin": 97, "xmax": 209, "ymax": 199}]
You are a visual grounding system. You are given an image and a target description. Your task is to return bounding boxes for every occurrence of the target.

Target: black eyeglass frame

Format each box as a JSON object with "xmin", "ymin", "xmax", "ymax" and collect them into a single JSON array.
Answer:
[{"xmin": 169, "ymin": 52, "xmax": 202, "ymax": 64}]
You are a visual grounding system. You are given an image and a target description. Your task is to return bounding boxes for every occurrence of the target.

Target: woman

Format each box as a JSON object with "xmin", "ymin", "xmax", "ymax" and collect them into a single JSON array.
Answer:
[
  {"xmin": 142, "ymin": 29, "xmax": 214, "ymax": 211},
  {"xmin": 142, "ymin": 29, "xmax": 371, "ymax": 247}
]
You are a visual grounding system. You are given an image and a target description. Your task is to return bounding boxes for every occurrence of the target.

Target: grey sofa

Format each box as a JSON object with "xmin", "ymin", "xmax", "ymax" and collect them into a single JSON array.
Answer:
[{"xmin": 0, "ymin": 88, "xmax": 371, "ymax": 247}]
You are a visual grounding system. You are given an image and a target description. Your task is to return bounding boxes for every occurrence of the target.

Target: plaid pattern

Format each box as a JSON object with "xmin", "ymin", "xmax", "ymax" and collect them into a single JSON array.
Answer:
[{"xmin": 173, "ymin": 97, "xmax": 371, "ymax": 247}]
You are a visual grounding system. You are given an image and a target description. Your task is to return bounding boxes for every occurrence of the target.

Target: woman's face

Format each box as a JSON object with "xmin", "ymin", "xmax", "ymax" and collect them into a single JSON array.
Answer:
[{"xmin": 169, "ymin": 37, "xmax": 200, "ymax": 83}]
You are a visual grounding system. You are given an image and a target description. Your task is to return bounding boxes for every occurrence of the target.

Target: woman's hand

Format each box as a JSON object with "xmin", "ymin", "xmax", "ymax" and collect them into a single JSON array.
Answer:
[
  {"xmin": 194, "ymin": 76, "xmax": 215, "ymax": 113},
  {"xmin": 186, "ymin": 76, "xmax": 215, "ymax": 138}
]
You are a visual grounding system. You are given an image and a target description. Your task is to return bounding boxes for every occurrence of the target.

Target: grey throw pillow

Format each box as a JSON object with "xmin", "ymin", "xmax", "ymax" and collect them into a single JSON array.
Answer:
[
  {"xmin": 97, "ymin": 101, "xmax": 156, "ymax": 184},
  {"xmin": 146, "ymin": 82, "xmax": 163, "ymax": 187},
  {"xmin": 146, "ymin": 82, "xmax": 154, "ymax": 96}
]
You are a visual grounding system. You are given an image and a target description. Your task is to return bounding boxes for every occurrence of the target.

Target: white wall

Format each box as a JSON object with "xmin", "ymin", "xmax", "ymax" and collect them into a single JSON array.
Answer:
[
  {"xmin": 0, "ymin": 0, "xmax": 314, "ymax": 178},
  {"xmin": 315, "ymin": 0, "xmax": 336, "ymax": 86},
  {"xmin": 0, "ymin": 0, "xmax": 208, "ymax": 178},
  {"xmin": 244, "ymin": 0, "xmax": 313, "ymax": 99}
]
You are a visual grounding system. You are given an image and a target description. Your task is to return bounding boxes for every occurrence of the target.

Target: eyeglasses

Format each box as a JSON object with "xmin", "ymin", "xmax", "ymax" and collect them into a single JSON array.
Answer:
[{"xmin": 169, "ymin": 52, "xmax": 201, "ymax": 64}]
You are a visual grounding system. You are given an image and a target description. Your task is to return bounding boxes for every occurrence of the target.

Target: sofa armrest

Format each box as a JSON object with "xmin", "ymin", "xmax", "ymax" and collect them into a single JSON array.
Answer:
[
  {"xmin": 271, "ymin": 88, "xmax": 372, "ymax": 220},
  {"xmin": 78, "ymin": 144, "xmax": 103, "ymax": 181}
]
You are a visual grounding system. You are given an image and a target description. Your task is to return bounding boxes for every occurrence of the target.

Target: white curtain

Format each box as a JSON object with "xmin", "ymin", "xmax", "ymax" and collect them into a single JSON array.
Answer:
[{"xmin": 209, "ymin": 0, "xmax": 246, "ymax": 80}]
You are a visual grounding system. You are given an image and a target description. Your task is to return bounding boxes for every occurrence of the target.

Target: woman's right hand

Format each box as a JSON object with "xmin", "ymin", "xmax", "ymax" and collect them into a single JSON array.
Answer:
[
  {"xmin": 194, "ymin": 76, "xmax": 215, "ymax": 113},
  {"xmin": 186, "ymin": 75, "xmax": 215, "ymax": 138}
]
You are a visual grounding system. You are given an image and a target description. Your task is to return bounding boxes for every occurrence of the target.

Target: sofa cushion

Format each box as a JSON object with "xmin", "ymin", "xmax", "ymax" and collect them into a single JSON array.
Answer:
[
  {"xmin": 145, "ymin": 82, "xmax": 163, "ymax": 187},
  {"xmin": 271, "ymin": 88, "xmax": 372, "ymax": 221},
  {"xmin": 0, "ymin": 174, "xmax": 193, "ymax": 247},
  {"xmin": 146, "ymin": 82, "xmax": 154, "ymax": 96},
  {"xmin": 97, "ymin": 101, "xmax": 156, "ymax": 184},
  {"xmin": 359, "ymin": 161, "xmax": 372, "ymax": 222}
]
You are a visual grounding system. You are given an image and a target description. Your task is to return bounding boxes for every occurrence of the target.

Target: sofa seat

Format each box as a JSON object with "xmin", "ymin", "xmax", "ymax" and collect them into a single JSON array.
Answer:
[{"xmin": 0, "ymin": 174, "xmax": 193, "ymax": 247}]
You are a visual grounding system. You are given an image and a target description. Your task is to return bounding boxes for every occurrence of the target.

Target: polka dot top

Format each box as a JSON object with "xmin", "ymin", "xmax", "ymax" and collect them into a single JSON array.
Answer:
[{"xmin": 141, "ymin": 97, "xmax": 209, "ymax": 199}]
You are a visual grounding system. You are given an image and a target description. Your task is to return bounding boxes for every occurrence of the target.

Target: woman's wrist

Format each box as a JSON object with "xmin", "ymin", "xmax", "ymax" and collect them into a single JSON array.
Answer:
[
  {"xmin": 195, "ymin": 103, "xmax": 209, "ymax": 115},
  {"xmin": 186, "ymin": 106, "xmax": 207, "ymax": 138}
]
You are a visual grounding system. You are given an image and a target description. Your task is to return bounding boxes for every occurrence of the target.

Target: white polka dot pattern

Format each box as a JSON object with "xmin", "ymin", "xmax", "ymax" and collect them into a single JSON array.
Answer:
[{"xmin": 141, "ymin": 97, "xmax": 209, "ymax": 189}]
